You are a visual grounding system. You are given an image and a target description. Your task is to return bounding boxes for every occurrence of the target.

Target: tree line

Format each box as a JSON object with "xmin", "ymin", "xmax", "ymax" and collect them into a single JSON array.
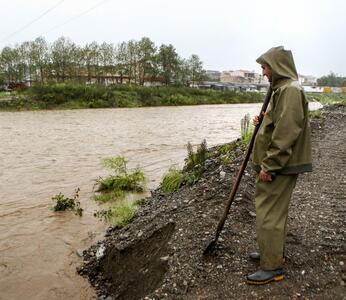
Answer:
[
  {"xmin": 0, "ymin": 36, "xmax": 206, "ymax": 86},
  {"xmin": 316, "ymin": 72, "xmax": 346, "ymax": 87}
]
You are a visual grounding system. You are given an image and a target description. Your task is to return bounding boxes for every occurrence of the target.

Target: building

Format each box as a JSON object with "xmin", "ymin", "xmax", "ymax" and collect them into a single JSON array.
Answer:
[
  {"xmin": 299, "ymin": 74, "xmax": 317, "ymax": 86},
  {"xmin": 205, "ymin": 70, "xmax": 221, "ymax": 82},
  {"xmin": 220, "ymin": 69, "xmax": 268, "ymax": 85}
]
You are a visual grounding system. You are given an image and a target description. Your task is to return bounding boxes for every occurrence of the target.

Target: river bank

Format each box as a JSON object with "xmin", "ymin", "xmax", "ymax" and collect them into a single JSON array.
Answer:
[
  {"xmin": 79, "ymin": 104, "xmax": 346, "ymax": 299},
  {"xmin": 0, "ymin": 84, "xmax": 264, "ymax": 111},
  {"xmin": 1, "ymin": 84, "xmax": 345, "ymax": 112}
]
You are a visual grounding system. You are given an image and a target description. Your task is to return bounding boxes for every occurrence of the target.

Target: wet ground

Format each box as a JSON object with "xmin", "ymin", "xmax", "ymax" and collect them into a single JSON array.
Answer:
[{"xmin": 79, "ymin": 105, "xmax": 346, "ymax": 299}]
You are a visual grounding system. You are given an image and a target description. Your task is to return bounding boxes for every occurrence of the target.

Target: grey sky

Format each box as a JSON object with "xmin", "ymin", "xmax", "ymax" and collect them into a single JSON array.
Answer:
[{"xmin": 0, "ymin": 0, "xmax": 345, "ymax": 77}]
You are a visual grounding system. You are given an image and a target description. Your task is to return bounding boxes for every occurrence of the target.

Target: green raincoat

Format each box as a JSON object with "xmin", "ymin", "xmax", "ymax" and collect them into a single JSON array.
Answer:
[
  {"xmin": 252, "ymin": 46, "xmax": 313, "ymax": 271},
  {"xmin": 253, "ymin": 46, "xmax": 312, "ymax": 175}
]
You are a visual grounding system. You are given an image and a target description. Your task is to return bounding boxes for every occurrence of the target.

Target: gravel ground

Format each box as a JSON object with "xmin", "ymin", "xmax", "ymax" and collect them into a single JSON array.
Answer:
[{"xmin": 78, "ymin": 105, "xmax": 346, "ymax": 300}]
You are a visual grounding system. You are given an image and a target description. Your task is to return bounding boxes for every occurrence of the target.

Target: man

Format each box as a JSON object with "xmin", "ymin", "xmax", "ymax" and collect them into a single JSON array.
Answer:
[{"xmin": 246, "ymin": 46, "xmax": 312, "ymax": 285}]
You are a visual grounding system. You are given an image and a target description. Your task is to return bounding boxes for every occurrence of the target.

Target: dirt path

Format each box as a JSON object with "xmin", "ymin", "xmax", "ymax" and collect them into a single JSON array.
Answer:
[{"xmin": 79, "ymin": 105, "xmax": 346, "ymax": 300}]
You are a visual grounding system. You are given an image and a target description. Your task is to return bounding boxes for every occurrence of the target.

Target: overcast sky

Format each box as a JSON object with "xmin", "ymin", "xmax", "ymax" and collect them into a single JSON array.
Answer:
[{"xmin": 0, "ymin": 0, "xmax": 345, "ymax": 77}]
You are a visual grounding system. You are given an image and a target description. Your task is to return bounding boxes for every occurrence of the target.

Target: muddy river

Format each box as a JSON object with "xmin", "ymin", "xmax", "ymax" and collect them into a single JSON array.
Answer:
[{"xmin": 0, "ymin": 102, "xmax": 321, "ymax": 299}]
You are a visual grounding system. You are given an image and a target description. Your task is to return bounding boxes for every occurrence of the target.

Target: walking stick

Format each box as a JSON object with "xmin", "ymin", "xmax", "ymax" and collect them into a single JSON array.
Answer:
[{"xmin": 203, "ymin": 86, "xmax": 273, "ymax": 255}]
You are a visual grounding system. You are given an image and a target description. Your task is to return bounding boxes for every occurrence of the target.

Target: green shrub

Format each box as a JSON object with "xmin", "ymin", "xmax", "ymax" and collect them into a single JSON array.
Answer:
[
  {"xmin": 184, "ymin": 139, "xmax": 208, "ymax": 172},
  {"xmin": 52, "ymin": 188, "xmax": 83, "ymax": 216},
  {"xmin": 95, "ymin": 155, "xmax": 146, "ymax": 201},
  {"xmin": 240, "ymin": 113, "xmax": 254, "ymax": 146},
  {"xmin": 94, "ymin": 201, "xmax": 137, "ymax": 226},
  {"xmin": 309, "ymin": 110, "xmax": 323, "ymax": 119},
  {"xmin": 306, "ymin": 93, "xmax": 346, "ymax": 106},
  {"xmin": 94, "ymin": 190, "xmax": 125, "ymax": 202},
  {"xmin": 218, "ymin": 142, "xmax": 237, "ymax": 155},
  {"xmin": 161, "ymin": 167, "xmax": 184, "ymax": 194},
  {"xmin": 183, "ymin": 172, "xmax": 201, "ymax": 186}
]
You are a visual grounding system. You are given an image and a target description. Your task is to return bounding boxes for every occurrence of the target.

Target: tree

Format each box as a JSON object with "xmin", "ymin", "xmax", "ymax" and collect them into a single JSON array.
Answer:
[
  {"xmin": 317, "ymin": 72, "xmax": 346, "ymax": 87},
  {"xmin": 187, "ymin": 54, "xmax": 206, "ymax": 86},
  {"xmin": 18, "ymin": 41, "xmax": 32, "ymax": 83},
  {"xmin": 0, "ymin": 36, "xmax": 207, "ymax": 87},
  {"xmin": 137, "ymin": 37, "xmax": 157, "ymax": 85},
  {"xmin": 83, "ymin": 41, "xmax": 100, "ymax": 83},
  {"xmin": 31, "ymin": 37, "xmax": 49, "ymax": 83},
  {"xmin": 157, "ymin": 44, "xmax": 180, "ymax": 85},
  {"xmin": 176, "ymin": 58, "xmax": 190, "ymax": 86},
  {"xmin": 127, "ymin": 40, "xmax": 139, "ymax": 84},
  {"xmin": 51, "ymin": 37, "xmax": 77, "ymax": 82},
  {"xmin": 0, "ymin": 46, "xmax": 16, "ymax": 83},
  {"xmin": 115, "ymin": 41, "xmax": 129, "ymax": 84},
  {"xmin": 99, "ymin": 42, "xmax": 115, "ymax": 84}
]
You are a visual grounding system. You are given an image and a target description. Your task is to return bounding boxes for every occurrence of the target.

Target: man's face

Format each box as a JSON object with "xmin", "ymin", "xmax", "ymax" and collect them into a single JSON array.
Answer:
[{"xmin": 261, "ymin": 64, "xmax": 272, "ymax": 82}]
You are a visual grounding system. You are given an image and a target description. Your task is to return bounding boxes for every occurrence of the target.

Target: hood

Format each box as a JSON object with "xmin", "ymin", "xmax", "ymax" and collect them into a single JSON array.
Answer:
[{"xmin": 256, "ymin": 46, "xmax": 298, "ymax": 89}]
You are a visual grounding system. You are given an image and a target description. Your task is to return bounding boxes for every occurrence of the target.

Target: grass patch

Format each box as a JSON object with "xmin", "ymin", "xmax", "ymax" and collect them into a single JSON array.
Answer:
[
  {"xmin": 309, "ymin": 110, "xmax": 323, "ymax": 119},
  {"xmin": 95, "ymin": 156, "xmax": 146, "ymax": 202},
  {"xmin": 94, "ymin": 190, "xmax": 126, "ymax": 203},
  {"xmin": 306, "ymin": 93, "xmax": 346, "ymax": 106},
  {"xmin": 161, "ymin": 167, "xmax": 184, "ymax": 194},
  {"xmin": 93, "ymin": 156, "xmax": 147, "ymax": 226},
  {"xmin": 184, "ymin": 139, "xmax": 208, "ymax": 172},
  {"xmin": 160, "ymin": 140, "xmax": 211, "ymax": 194},
  {"xmin": 94, "ymin": 200, "xmax": 138, "ymax": 226},
  {"xmin": 240, "ymin": 113, "xmax": 254, "ymax": 146},
  {"xmin": 51, "ymin": 188, "xmax": 83, "ymax": 216}
]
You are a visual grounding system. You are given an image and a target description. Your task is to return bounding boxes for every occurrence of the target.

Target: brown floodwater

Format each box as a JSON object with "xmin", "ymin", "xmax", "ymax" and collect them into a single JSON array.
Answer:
[{"xmin": 0, "ymin": 102, "xmax": 290, "ymax": 299}]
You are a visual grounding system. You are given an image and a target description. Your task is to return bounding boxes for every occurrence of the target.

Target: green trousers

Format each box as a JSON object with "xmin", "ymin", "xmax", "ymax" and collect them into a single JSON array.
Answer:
[{"xmin": 255, "ymin": 174, "xmax": 298, "ymax": 270}]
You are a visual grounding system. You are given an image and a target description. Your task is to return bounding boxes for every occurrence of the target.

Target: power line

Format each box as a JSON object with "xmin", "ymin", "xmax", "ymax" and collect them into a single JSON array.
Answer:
[
  {"xmin": 0, "ymin": 0, "xmax": 65, "ymax": 43},
  {"xmin": 42, "ymin": 0, "xmax": 111, "ymax": 36}
]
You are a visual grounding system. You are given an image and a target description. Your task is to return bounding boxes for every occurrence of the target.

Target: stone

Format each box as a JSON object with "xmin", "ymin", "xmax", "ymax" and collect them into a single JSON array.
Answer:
[
  {"xmin": 96, "ymin": 244, "xmax": 106, "ymax": 259},
  {"xmin": 160, "ymin": 256, "xmax": 170, "ymax": 261}
]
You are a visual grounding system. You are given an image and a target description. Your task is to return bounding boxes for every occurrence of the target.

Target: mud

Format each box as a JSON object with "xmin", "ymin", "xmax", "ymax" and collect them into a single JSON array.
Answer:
[{"xmin": 79, "ymin": 105, "xmax": 346, "ymax": 300}]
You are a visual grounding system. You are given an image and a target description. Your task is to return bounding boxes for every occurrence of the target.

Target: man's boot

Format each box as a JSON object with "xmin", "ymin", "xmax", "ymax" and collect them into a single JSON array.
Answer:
[{"xmin": 246, "ymin": 269, "xmax": 284, "ymax": 285}]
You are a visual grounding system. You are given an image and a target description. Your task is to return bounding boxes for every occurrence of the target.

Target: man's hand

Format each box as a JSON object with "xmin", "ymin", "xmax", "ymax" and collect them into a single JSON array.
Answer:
[
  {"xmin": 253, "ymin": 115, "xmax": 260, "ymax": 126},
  {"xmin": 252, "ymin": 112, "xmax": 265, "ymax": 127},
  {"xmin": 259, "ymin": 169, "xmax": 272, "ymax": 182}
]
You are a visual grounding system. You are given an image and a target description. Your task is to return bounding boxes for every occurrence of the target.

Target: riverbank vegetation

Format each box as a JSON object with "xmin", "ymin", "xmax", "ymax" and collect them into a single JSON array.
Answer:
[
  {"xmin": 309, "ymin": 110, "xmax": 323, "ymax": 119},
  {"xmin": 240, "ymin": 113, "xmax": 254, "ymax": 146},
  {"xmin": 1, "ymin": 84, "xmax": 345, "ymax": 111},
  {"xmin": 52, "ymin": 188, "xmax": 83, "ymax": 216},
  {"xmin": 0, "ymin": 83, "xmax": 264, "ymax": 110},
  {"xmin": 160, "ymin": 139, "xmax": 246, "ymax": 195},
  {"xmin": 95, "ymin": 155, "xmax": 146, "ymax": 202},
  {"xmin": 161, "ymin": 140, "xmax": 210, "ymax": 194},
  {"xmin": 306, "ymin": 92, "xmax": 346, "ymax": 106},
  {"xmin": 94, "ymin": 200, "xmax": 140, "ymax": 226},
  {"xmin": 93, "ymin": 156, "xmax": 147, "ymax": 226}
]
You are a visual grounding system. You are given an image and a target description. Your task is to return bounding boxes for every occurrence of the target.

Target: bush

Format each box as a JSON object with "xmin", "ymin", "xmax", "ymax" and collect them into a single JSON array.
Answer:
[
  {"xmin": 240, "ymin": 113, "xmax": 254, "ymax": 146},
  {"xmin": 4, "ymin": 83, "xmax": 265, "ymax": 111},
  {"xmin": 161, "ymin": 167, "xmax": 184, "ymax": 194},
  {"xmin": 94, "ymin": 190, "xmax": 125, "ymax": 202},
  {"xmin": 306, "ymin": 93, "xmax": 346, "ymax": 106},
  {"xmin": 95, "ymin": 155, "xmax": 146, "ymax": 201},
  {"xmin": 184, "ymin": 139, "xmax": 208, "ymax": 172},
  {"xmin": 94, "ymin": 200, "xmax": 137, "ymax": 226},
  {"xmin": 309, "ymin": 110, "xmax": 323, "ymax": 119},
  {"xmin": 51, "ymin": 188, "xmax": 83, "ymax": 216}
]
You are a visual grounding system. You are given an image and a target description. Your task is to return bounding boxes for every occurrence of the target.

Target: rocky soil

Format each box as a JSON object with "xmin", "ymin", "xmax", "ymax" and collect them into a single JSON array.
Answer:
[{"xmin": 78, "ymin": 105, "xmax": 346, "ymax": 300}]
